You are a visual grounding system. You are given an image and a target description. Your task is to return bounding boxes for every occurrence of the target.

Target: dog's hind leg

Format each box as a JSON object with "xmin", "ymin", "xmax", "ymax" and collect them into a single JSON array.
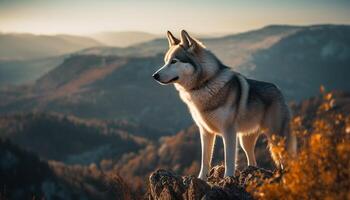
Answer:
[
  {"xmin": 239, "ymin": 132, "xmax": 259, "ymax": 167},
  {"xmin": 263, "ymin": 101, "xmax": 292, "ymax": 169},
  {"xmin": 234, "ymin": 136, "xmax": 240, "ymax": 169},
  {"xmin": 222, "ymin": 127, "xmax": 237, "ymax": 177},
  {"xmin": 198, "ymin": 128, "xmax": 216, "ymax": 180}
]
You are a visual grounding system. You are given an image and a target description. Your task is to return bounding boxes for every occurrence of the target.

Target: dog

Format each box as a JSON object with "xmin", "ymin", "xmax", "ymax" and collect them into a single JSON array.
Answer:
[{"xmin": 152, "ymin": 30, "xmax": 296, "ymax": 180}]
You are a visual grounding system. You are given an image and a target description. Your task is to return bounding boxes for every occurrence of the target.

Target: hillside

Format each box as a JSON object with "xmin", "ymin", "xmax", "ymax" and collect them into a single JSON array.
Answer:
[
  {"xmin": 0, "ymin": 112, "xmax": 154, "ymax": 164},
  {"xmin": 91, "ymin": 31, "xmax": 159, "ymax": 47},
  {"xmin": 0, "ymin": 56, "xmax": 65, "ymax": 85},
  {"xmin": 0, "ymin": 33, "xmax": 102, "ymax": 60},
  {"xmin": 0, "ymin": 139, "xmax": 132, "ymax": 200}
]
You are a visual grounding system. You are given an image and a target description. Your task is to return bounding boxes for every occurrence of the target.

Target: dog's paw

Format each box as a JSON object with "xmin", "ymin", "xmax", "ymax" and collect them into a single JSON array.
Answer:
[{"xmin": 198, "ymin": 173, "xmax": 207, "ymax": 181}]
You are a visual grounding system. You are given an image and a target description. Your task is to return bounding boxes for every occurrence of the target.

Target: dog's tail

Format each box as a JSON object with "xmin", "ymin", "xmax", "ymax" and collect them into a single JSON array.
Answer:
[
  {"xmin": 270, "ymin": 105, "xmax": 297, "ymax": 169},
  {"xmin": 283, "ymin": 107, "xmax": 297, "ymax": 156},
  {"xmin": 286, "ymin": 127, "xmax": 297, "ymax": 156}
]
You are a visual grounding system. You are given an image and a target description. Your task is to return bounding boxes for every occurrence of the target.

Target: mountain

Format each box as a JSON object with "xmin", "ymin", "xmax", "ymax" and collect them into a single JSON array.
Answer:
[
  {"xmin": 0, "ymin": 33, "xmax": 103, "ymax": 60},
  {"xmin": 0, "ymin": 31, "xmax": 157, "ymax": 85},
  {"xmin": 244, "ymin": 25, "xmax": 350, "ymax": 100},
  {"xmin": 0, "ymin": 25, "xmax": 349, "ymax": 132},
  {"xmin": 91, "ymin": 31, "xmax": 158, "ymax": 47}
]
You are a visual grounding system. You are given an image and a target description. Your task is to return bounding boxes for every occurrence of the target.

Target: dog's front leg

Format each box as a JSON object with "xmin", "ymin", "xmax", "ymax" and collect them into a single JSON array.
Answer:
[
  {"xmin": 198, "ymin": 127, "xmax": 215, "ymax": 180},
  {"xmin": 222, "ymin": 127, "xmax": 237, "ymax": 177}
]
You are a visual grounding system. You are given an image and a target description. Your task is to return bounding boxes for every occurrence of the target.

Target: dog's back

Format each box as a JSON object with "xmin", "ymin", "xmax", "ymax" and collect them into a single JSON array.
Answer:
[{"xmin": 245, "ymin": 78, "xmax": 295, "ymax": 166}]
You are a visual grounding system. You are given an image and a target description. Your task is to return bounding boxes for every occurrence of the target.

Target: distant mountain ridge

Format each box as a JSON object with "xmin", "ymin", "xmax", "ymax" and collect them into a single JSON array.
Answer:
[
  {"xmin": 0, "ymin": 33, "xmax": 103, "ymax": 60},
  {"xmin": 91, "ymin": 31, "xmax": 159, "ymax": 47},
  {"xmin": 0, "ymin": 31, "xmax": 159, "ymax": 85},
  {"xmin": 78, "ymin": 25, "xmax": 302, "ymax": 64}
]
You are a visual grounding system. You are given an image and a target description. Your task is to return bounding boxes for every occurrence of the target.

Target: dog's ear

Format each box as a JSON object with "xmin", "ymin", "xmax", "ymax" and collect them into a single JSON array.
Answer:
[
  {"xmin": 167, "ymin": 31, "xmax": 180, "ymax": 47},
  {"xmin": 180, "ymin": 30, "xmax": 198, "ymax": 51}
]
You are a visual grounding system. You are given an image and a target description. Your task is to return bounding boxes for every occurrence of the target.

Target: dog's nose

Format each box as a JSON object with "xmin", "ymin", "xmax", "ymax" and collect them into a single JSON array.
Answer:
[{"xmin": 153, "ymin": 73, "xmax": 160, "ymax": 81}]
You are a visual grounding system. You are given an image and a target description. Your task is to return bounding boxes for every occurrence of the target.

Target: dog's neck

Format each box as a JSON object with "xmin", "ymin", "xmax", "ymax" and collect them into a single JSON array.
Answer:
[
  {"xmin": 174, "ymin": 48, "xmax": 236, "ymax": 108},
  {"xmin": 175, "ymin": 68, "xmax": 234, "ymax": 103}
]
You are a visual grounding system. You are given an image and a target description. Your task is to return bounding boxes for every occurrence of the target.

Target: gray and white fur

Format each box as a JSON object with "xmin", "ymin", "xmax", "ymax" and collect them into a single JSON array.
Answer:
[{"xmin": 153, "ymin": 30, "xmax": 296, "ymax": 180}]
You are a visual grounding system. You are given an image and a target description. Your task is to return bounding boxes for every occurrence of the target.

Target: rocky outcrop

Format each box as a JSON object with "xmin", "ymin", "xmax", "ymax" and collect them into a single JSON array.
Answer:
[{"xmin": 148, "ymin": 165, "xmax": 273, "ymax": 200}]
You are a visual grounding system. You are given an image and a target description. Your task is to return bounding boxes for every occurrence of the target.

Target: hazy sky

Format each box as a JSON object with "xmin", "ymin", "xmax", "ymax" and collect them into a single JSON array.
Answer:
[{"xmin": 1, "ymin": 0, "xmax": 350, "ymax": 35}]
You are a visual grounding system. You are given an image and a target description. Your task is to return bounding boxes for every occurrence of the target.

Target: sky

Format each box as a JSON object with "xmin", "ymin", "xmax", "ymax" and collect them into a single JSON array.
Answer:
[{"xmin": 0, "ymin": 0, "xmax": 350, "ymax": 35}]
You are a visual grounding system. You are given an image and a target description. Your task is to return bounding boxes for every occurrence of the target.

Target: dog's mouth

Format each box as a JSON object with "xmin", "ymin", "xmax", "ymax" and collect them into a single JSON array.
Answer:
[{"xmin": 163, "ymin": 76, "xmax": 179, "ymax": 84}]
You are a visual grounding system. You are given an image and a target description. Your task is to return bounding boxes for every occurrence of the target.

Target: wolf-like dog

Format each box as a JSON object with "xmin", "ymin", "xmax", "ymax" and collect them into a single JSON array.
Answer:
[{"xmin": 152, "ymin": 30, "xmax": 296, "ymax": 180}]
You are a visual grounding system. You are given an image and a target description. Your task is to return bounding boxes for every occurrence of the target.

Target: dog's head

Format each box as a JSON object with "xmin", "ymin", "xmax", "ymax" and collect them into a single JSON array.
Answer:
[{"xmin": 152, "ymin": 30, "xmax": 208, "ymax": 88}]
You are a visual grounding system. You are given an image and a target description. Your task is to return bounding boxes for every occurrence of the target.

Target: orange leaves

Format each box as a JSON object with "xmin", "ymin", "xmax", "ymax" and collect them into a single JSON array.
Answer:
[
  {"xmin": 247, "ymin": 91, "xmax": 350, "ymax": 200},
  {"xmin": 321, "ymin": 169, "xmax": 336, "ymax": 186},
  {"xmin": 336, "ymin": 141, "xmax": 350, "ymax": 162},
  {"xmin": 325, "ymin": 93, "xmax": 333, "ymax": 101}
]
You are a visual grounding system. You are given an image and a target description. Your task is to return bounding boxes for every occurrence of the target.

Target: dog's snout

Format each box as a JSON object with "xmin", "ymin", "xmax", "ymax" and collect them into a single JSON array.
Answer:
[{"xmin": 153, "ymin": 73, "xmax": 160, "ymax": 81}]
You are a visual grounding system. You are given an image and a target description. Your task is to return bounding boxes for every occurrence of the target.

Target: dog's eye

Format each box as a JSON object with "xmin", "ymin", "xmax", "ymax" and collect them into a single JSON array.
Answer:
[{"xmin": 170, "ymin": 60, "xmax": 177, "ymax": 64}]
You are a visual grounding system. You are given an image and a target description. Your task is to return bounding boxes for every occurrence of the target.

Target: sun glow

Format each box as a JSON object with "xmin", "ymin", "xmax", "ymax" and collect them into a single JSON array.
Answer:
[{"xmin": 0, "ymin": 0, "xmax": 350, "ymax": 35}]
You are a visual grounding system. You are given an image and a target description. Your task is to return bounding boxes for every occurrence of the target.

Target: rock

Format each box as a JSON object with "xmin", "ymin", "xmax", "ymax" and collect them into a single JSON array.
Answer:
[
  {"xmin": 148, "ymin": 165, "xmax": 273, "ymax": 200},
  {"xmin": 238, "ymin": 166, "xmax": 273, "ymax": 187}
]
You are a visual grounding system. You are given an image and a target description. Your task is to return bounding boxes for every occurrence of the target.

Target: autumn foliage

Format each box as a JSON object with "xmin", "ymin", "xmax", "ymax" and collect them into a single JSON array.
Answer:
[{"xmin": 247, "ymin": 90, "xmax": 350, "ymax": 200}]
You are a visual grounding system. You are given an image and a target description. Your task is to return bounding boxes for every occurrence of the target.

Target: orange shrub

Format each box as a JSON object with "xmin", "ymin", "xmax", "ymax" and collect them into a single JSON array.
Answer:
[{"xmin": 247, "ymin": 91, "xmax": 350, "ymax": 200}]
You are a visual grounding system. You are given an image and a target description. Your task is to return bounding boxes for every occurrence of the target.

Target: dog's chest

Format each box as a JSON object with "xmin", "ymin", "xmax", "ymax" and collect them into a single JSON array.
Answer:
[{"xmin": 178, "ymin": 90, "xmax": 230, "ymax": 133}]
